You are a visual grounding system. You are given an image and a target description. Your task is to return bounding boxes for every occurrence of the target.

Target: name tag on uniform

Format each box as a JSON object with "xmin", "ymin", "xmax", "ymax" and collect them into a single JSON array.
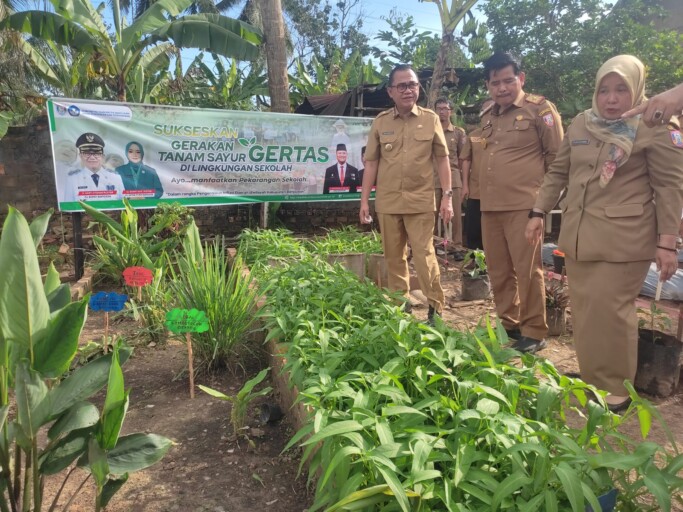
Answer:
[
  {"xmin": 571, "ymin": 139, "xmax": 590, "ymax": 146},
  {"xmin": 382, "ymin": 131, "xmax": 394, "ymax": 135}
]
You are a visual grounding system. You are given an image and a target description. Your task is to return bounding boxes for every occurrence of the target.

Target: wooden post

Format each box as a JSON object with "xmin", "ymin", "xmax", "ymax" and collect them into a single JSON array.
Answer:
[
  {"xmin": 185, "ymin": 332, "xmax": 195, "ymax": 398},
  {"xmin": 72, "ymin": 212, "xmax": 84, "ymax": 280}
]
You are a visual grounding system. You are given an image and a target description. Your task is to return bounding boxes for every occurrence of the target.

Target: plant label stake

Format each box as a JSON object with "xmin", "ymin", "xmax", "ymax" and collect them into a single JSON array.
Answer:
[
  {"xmin": 123, "ymin": 266, "xmax": 154, "ymax": 302},
  {"xmin": 89, "ymin": 292, "xmax": 128, "ymax": 350},
  {"xmin": 165, "ymin": 309, "xmax": 210, "ymax": 399}
]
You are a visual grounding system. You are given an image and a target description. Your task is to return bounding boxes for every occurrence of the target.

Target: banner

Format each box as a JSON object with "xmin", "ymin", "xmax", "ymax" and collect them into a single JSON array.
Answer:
[{"xmin": 47, "ymin": 98, "xmax": 374, "ymax": 212}]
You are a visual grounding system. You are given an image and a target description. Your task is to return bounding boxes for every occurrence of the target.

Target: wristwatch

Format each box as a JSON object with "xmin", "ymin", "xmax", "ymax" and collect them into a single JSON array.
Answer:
[
  {"xmin": 444, "ymin": 190, "xmax": 454, "ymax": 197},
  {"xmin": 528, "ymin": 210, "xmax": 544, "ymax": 219}
]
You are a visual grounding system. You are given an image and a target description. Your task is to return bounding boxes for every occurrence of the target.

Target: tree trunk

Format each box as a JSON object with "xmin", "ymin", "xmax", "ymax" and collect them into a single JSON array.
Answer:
[
  {"xmin": 258, "ymin": 0, "xmax": 290, "ymax": 113},
  {"xmin": 427, "ymin": 33, "xmax": 453, "ymax": 109}
]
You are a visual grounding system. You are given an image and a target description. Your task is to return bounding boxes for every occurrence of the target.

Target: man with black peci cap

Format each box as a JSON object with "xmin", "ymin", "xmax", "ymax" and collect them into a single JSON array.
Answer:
[
  {"xmin": 63, "ymin": 132, "xmax": 125, "ymax": 203},
  {"xmin": 323, "ymin": 143, "xmax": 361, "ymax": 194}
]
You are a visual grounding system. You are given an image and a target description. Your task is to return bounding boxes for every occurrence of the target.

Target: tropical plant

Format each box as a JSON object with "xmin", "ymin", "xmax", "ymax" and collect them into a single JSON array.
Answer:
[
  {"xmin": 236, "ymin": 228, "xmax": 307, "ymax": 268},
  {"xmin": 127, "ymin": 267, "xmax": 174, "ymax": 344},
  {"xmin": 418, "ymin": 0, "xmax": 491, "ymax": 107},
  {"xmin": 259, "ymin": 259, "xmax": 683, "ymax": 512},
  {"xmin": 169, "ymin": 223, "xmax": 259, "ymax": 372},
  {"xmin": 199, "ymin": 368, "xmax": 272, "ymax": 434},
  {"xmin": 462, "ymin": 248, "xmax": 487, "ymax": 278},
  {"xmin": 637, "ymin": 301, "xmax": 673, "ymax": 341},
  {"xmin": 545, "ymin": 279, "xmax": 570, "ymax": 310},
  {"xmin": 1, "ymin": 0, "xmax": 263, "ymax": 101},
  {"xmin": 306, "ymin": 225, "xmax": 382, "ymax": 255},
  {"xmin": 81, "ymin": 199, "xmax": 179, "ymax": 283},
  {"xmin": 0, "ymin": 206, "xmax": 171, "ymax": 512}
]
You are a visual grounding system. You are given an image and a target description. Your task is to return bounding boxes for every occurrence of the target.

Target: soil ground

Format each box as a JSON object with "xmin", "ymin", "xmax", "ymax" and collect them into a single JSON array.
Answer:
[{"xmin": 52, "ymin": 256, "xmax": 683, "ymax": 512}]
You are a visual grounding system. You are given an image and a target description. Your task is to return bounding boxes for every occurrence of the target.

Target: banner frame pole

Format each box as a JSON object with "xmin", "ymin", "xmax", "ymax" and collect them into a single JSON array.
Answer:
[{"xmin": 72, "ymin": 212, "xmax": 84, "ymax": 280}]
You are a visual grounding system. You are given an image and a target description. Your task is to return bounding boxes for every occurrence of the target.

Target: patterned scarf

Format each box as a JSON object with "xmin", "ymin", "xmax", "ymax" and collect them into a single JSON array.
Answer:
[{"xmin": 583, "ymin": 55, "xmax": 645, "ymax": 188}]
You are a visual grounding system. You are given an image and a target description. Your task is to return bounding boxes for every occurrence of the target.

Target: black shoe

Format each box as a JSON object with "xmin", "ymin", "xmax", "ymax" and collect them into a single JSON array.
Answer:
[
  {"xmin": 606, "ymin": 397, "xmax": 632, "ymax": 414},
  {"xmin": 451, "ymin": 249, "xmax": 467, "ymax": 262},
  {"xmin": 402, "ymin": 301, "xmax": 413, "ymax": 314},
  {"xmin": 427, "ymin": 305, "xmax": 440, "ymax": 326},
  {"xmin": 511, "ymin": 336, "xmax": 546, "ymax": 354},
  {"xmin": 504, "ymin": 328, "xmax": 522, "ymax": 341}
]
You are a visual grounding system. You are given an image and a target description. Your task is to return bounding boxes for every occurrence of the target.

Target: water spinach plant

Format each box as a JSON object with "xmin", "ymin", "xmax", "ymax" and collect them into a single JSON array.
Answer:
[
  {"xmin": 0, "ymin": 207, "xmax": 171, "ymax": 512},
  {"xmin": 260, "ymin": 260, "xmax": 683, "ymax": 512}
]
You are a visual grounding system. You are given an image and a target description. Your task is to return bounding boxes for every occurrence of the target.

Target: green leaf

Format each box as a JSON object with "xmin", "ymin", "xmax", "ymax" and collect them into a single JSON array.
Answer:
[
  {"xmin": 553, "ymin": 462, "xmax": 584, "ymax": 511},
  {"xmin": 46, "ymin": 284, "xmax": 72, "ymax": 313},
  {"xmin": 39, "ymin": 427, "xmax": 91, "ymax": 474},
  {"xmin": 237, "ymin": 368, "xmax": 269, "ymax": 400},
  {"xmin": 325, "ymin": 484, "xmax": 391, "ymax": 512},
  {"xmin": 643, "ymin": 465, "xmax": 671, "ymax": 512},
  {"xmin": 48, "ymin": 401, "xmax": 100, "ymax": 440},
  {"xmin": 99, "ymin": 345, "xmax": 128, "ymax": 450},
  {"xmin": 198, "ymin": 385, "xmax": 232, "ymax": 401},
  {"xmin": 0, "ymin": 207, "xmax": 50, "ymax": 354},
  {"xmin": 29, "ymin": 209, "xmax": 53, "ymax": 247},
  {"xmin": 491, "ymin": 473, "xmax": 532, "ymax": 510},
  {"xmin": 302, "ymin": 420, "xmax": 364, "ymax": 446},
  {"xmin": 43, "ymin": 261, "xmax": 61, "ymax": 296},
  {"xmin": 33, "ymin": 298, "xmax": 87, "ymax": 378},
  {"xmin": 89, "ymin": 437, "xmax": 110, "ymax": 488},
  {"xmin": 15, "ymin": 360, "xmax": 48, "ymax": 437},
  {"xmin": 107, "ymin": 433, "xmax": 172, "ymax": 475},
  {"xmin": 44, "ymin": 347, "xmax": 132, "ymax": 420}
]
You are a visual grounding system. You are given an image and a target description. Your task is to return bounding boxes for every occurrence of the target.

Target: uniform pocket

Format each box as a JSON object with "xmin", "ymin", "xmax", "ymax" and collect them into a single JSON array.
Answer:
[
  {"xmin": 510, "ymin": 119, "xmax": 531, "ymax": 131},
  {"xmin": 604, "ymin": 203, "xmax": 643, "ymax": 217},
  {"xmin": 379, "ymin": 133, "xmax": 398, "ymax": 144},
  {"xmin": 414, "ymin": 129, "xmax": 434, "ymax": 141}
]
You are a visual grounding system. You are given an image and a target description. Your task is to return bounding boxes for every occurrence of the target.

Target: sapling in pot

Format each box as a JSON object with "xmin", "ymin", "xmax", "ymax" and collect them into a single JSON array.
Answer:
[{"xmin": 461, "ymin": 249, "xmax": 491, "ymax": 300}]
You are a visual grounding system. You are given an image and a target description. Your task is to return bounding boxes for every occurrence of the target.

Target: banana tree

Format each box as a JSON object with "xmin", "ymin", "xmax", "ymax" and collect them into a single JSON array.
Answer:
[
  {"xmin": 419, "ymin": 0, "xmax": 489, "ymax": 107},
  {"xmin": 1, "ymin": 0, "xmax": 262, "ymax": 101},
  {"xmin": 0, "ymin": 207, "xmax": 171, "ymax": 512}
]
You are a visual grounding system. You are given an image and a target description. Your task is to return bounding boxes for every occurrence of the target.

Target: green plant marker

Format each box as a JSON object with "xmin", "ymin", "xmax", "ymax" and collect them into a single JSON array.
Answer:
[{"xmin": 165, "ymin": 309, "xmax": 209, "ymax": 398}]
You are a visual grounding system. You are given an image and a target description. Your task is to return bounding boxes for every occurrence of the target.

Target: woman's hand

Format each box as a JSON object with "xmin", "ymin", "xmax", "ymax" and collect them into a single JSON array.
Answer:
[
  {"xmin": 656, "ymin": 248, "xmax": 679, "ymax": 282},
  {"xmin": 525, "ymin": 218, "xmax": 544, "ymax": 245}
]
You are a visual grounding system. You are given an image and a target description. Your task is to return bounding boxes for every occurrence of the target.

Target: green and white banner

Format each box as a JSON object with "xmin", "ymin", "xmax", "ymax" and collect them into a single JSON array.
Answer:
[{"xmin": 47, "ymin": 98, "xmax": 374, "ymax": 212}]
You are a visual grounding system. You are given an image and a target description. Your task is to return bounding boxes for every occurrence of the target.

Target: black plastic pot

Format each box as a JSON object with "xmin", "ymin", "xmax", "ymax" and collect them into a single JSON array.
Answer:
[
  {"xmin": 553, "ymin": 254, "xmax": 565, "ymax": 274},
  {"xmin": 635, "ymin": 328, "xmax": 682, "ymax": 397},
  {"xmin": 260, "ymin": 403, "xmax": 285, "ymax": 424},
  {"xmin": 461, "ymin": 273, "xmax": 491, "ymax": 301},
  {"xmin": 586, "ymin": 488, "xmax": 618, "ymax": 512}
]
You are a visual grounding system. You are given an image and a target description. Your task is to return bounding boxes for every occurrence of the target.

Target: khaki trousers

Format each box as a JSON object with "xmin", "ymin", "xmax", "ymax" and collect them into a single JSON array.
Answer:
[
  {"xmin": 482, "ymin": 210, "xmax": 547, "ymax": 339},
  {"xmin": 434, "ymin": 188, "xmax": 463, "ymax": 247},
  {"xmin": 378, "ymin": 212, "xmax": 445, "ymax": 313},
  {"xmin": 565, "ymin": 258, "xmax": 650, "ymax": 395}
]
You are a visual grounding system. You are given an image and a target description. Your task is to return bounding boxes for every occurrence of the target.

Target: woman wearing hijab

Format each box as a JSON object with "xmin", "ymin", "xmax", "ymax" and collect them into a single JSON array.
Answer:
[
  {"xmin": 525, "ymin": 55, "xmax": 683, "ymax": 412},
  {"xmin": 115, "ymin": 142, "xmax": 164, "ymax": 199}
]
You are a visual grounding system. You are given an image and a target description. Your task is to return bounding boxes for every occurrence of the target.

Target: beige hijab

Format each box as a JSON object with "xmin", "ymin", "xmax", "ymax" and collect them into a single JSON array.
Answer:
[{"xmin": 584, "ymin": 55, "xmax": 645, "ymax": 187}]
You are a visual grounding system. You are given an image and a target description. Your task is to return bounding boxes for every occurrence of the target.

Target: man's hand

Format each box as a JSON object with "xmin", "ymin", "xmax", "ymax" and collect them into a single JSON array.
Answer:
[
  {"xmin": 460, "ymin": 185, "xmax": 469, "ymax": 202},
  {"xmin": 656, "ymin": 248, "xmax": 678, "ymax": 282},
  {"xmin": 440, "ymin": 196, "xmax": 454, "ymax": 224},
  {"xmin": 525, "ymin": 218, "xmax": 544, "ymax": 245},
  {"xmin": 359, "ymin": 202, "xmax": 372, "ymax": 224},
  {"xmin": 622, "ymin": 83, "xmax": 683, "ymax": 128}
]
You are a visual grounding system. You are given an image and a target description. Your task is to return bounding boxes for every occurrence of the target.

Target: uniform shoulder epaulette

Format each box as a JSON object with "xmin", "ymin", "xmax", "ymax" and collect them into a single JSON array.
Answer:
[
  {"xmin": 67, "ymin": 168, "xmax": 82, "ymax": 176},
  {"xmin": 377, "ymin": 109, "xmax": 392, "ymax": 118},
  {"xmin": 454, "ymin": 125, "xmax": 466, "ymax": 134},
  {"xmin": 525, "ymin": 93, "xmax": 546, "ymax": 105},
  {"xmin": 103, "ymin": 168, "xmax": 118, "ymax": 175},
  {"xmin": 479, "ymin": 103, "xmax": 494, "ymax": 117}
]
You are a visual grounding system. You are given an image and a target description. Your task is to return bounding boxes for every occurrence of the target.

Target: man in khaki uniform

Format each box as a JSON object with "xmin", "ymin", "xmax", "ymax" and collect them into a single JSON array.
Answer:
[
  {"xmin": 433, "ymin": 98, "xmax": 467, "ymax": 259},
  {"xmin": 479, "ymin": 52, "xmax": 564, "ymax": 353},
  {"xmin": 360, "ymin": 64, "xmax": 453, "ymax": 324},
  {"xmin": 462, "ymin": 99, "xmax": 494, "ymax": 250}
]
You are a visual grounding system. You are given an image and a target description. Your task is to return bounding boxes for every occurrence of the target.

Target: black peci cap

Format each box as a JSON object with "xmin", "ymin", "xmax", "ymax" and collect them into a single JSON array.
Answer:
[
  {"xmin": 75, "ymin": 132, "xmax": 105, "ymax": 150},
  {"xmin": 336, "ymin": 143, "xmax": 347, "ymax": 152}
]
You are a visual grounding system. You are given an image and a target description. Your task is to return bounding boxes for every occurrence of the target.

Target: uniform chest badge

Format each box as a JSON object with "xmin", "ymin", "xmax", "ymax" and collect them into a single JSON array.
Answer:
[
  {"xmin": 385, "ymin": 144, "xmax": 393, "ymax": 151},
  {"xmin": 542, "ymin": 113, "xmax": 555, "ymax": 127},
  {"xmin": 516, "ymin": 115, "xmax": 524, "ymax": 121},
  {"xmin": 670, "ymin": 130, "xmax": 683, "ymax": 148}
]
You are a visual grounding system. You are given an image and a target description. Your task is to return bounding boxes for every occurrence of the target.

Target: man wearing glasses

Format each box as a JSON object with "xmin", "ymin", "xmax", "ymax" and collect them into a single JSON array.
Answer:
[
  {"xmin": 63, "ymin": 132, "xmax": 124, "ymax": 203},
  {"xmin": 359, "ymin": 64, "xmax": 453, "ymax": 325},
  {"xmin": 478, "ymin": 52, "xmax": 563, "ymax": 353}
]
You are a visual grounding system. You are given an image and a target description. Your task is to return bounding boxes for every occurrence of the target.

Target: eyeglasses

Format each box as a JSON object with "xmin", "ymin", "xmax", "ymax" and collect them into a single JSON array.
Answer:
[
  {"xmin": 80, "ymin": 150, "xmax": 103, "ymax": 156},
  {"xmin": 390, "ymin": 82, "xmax": 420, "ymax": 92},
  {"xmin": 436, "ymin": 106, "xmax": 452, "ymax": 112}
]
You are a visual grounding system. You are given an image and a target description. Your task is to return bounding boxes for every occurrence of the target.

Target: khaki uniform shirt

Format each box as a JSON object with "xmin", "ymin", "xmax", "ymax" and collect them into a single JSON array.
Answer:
[
  {"xmin": 479, "ymin": 91, "xmax": 563, "ymax": 211},
  {"xmin": 366, "ymin": 105, "xmax": 449, "ymax": 214},
  {"xmin": 462, "ymin": 126, "xmax": 489, "ymax": 200},
  {"xmin": 433, "ymin": 122, "xmax": 466, "ymax": 189},
  {"xmin": 535, "ymin": 114, "xmax": 683, "ymax": 262}
]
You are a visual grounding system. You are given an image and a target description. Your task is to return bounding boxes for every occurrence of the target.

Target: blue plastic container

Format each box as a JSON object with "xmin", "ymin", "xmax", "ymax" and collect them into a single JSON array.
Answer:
[{"xmin": 586, "ymin": 488, "xmax": 618, "ymax": 512}]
